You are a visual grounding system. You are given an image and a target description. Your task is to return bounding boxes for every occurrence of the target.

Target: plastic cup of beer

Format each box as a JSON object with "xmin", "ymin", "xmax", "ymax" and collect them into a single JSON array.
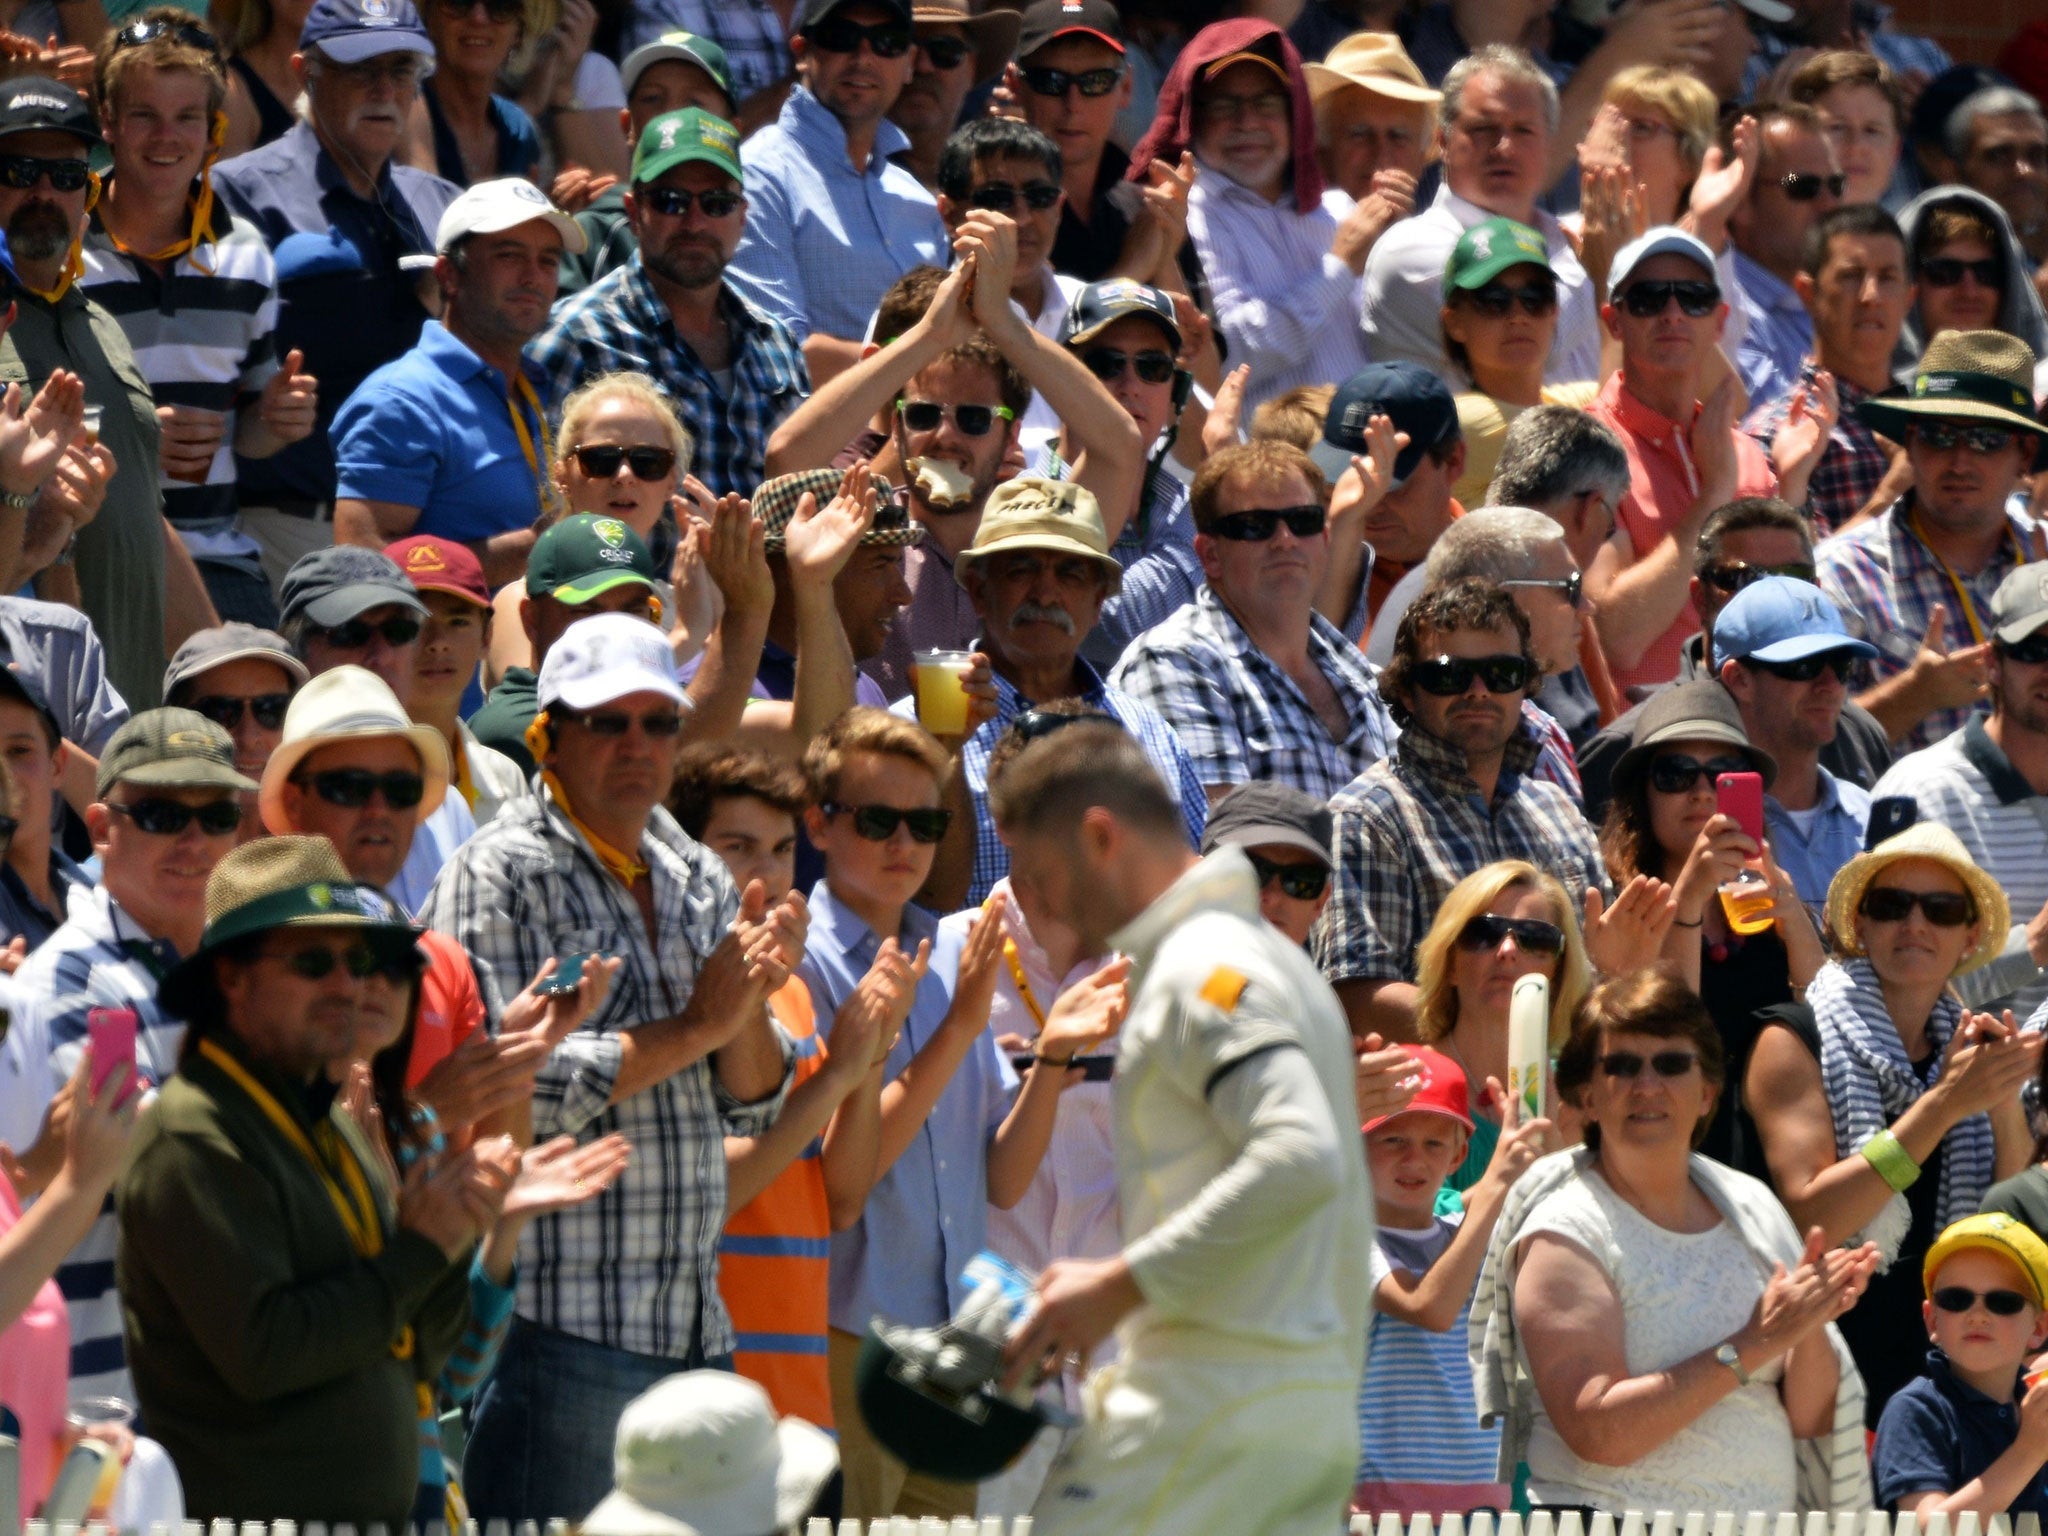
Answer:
[
  {"xmin": 1717, "ymin": 869, "xmax": 1777, "ymax": 936},
  {"xmin": 912, "ymin": 649, "xmax": 974, "ymax": 736},
  {"xmin": 64, "ymin": 1396, "xmax": 133, "ymax": 1515}
]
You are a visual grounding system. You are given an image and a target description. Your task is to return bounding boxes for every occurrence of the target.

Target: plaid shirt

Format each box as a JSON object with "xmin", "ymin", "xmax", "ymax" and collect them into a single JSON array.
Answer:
[
  {"xmin": 12, "ymin": 886, "xmax": 188, "ymax": 1396},
  {"xmin": 417, "ymin": 787, "xmax": 793, "ymax": 1359},
  {"xmin": 1313, "ymin": 724, "xmax": 1609, "ymax": 986},
  {"xmin": 1745, "ymin": 360, "xmax": 1889, "ymax": 537},
  {"xmin": 527, "ymin": 259, "xmax": 809, "ymax": 499},
  {"xmin": 1110, "ymin": 585, "xmax": 1398, "ymax": 800},
  {"xmin": 620, "ymin": 0, "xmax": 790, "ymax": 105},
  {"xmin": 1815, "ymin": 495, "xmax": 2036, "ymax": 752}
]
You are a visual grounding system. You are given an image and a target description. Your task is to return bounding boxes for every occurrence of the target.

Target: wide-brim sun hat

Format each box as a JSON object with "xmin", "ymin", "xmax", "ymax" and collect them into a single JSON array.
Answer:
[
  {"xmin": 1607, "ymin": 679, "xmax": 1776, "ymax": 800},
  {"xmin": 1824, "ymin": 821, "xmax": 2010, "ymax": 975},
  {"xmin": 257, "ymin": 666, "xmax": 452, "ymax": 835},
  {"xmin": 1857, "ymin": 329, "xmax": 2048, "ymax": 471},
  {"xmin": 954, "ymin": 476, "xmax": 1122, "ymax": 593}
]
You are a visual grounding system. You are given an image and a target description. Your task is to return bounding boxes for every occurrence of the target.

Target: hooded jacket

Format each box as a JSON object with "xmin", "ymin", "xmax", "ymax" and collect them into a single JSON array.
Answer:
[
  {"xmin": 1894, "ymin": 185, "xmax": 2048, "ymax": 400},
  {"xmin": 1126, "ymin": 20, "xmax": 1324, "ymax": 214}
]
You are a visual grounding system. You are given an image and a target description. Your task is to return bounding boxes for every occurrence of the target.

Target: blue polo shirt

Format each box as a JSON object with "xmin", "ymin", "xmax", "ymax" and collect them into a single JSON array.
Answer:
[
  {"xmin": 1875, "ymin": 1350, "xmax": 2048, "ymax": 1517},
  {"xmin": 330, "ymin": 320, "xmax": 550, "ymax": 542}
]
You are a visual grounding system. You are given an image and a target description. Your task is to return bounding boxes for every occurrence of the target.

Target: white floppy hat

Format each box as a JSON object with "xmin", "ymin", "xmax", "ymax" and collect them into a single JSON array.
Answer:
[
  {"xmin": 435, "ymin": 176, "xmax": 588, "ymax": 255},
  {"xmin": 258, "ymin": 665, "xmax": 451, "ymax": 834},
  {"xmin": 579, "ymin": 1371, "xmax": 839, "ymax": 1536},
  {"xmin": 537, "ymin": 611, "xmax": 688, "ymax": 714}
]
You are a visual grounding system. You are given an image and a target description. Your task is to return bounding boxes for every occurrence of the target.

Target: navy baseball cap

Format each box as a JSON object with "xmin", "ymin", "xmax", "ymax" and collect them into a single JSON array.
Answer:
[
  {"xmin": 300, "ymin": 0, "xmax": 435, "ymax": 67},
  {"xmin": 1910, "ymin": 63, "xmax": 2011, "ymax": 148},
  {"xmin": 1312, "ymin": 363, "xmax": 1460, "ymax": 488},
  {"xmin": 1058, "ymin": 278, "xmax": 1180, "ymax": 352},
  {"xmin": 1711, "ymin": 576, "xmax": 1880, "ymax": 669}
]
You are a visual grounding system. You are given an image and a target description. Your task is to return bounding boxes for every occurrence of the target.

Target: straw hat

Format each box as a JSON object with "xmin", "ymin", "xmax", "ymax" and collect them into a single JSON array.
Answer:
[
  {"xmin": 1303, "ymin": 33, "xmax": 1440, "ymax": 146},
  {"xmin": 1823, "ymin": 822, "xmax": 2009, "ymax": 974},
  {"xmin": 258, "ymin": 666, "xmax": 451, "ymax": 835},
  {"xmin": 1857, "ymin": 330, "xmax": 2048, "ymax": 470}
]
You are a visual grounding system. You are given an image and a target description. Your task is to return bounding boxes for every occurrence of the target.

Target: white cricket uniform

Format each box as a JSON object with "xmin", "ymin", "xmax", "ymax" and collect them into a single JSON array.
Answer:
[{"xmin": 1030, "ymin": 849, "xmax": 1375, "ymax": 1536}]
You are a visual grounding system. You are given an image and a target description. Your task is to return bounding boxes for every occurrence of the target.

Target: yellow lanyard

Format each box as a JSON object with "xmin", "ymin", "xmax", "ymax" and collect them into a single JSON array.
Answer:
[
  {"xmin": 1909, "ymin": 506, "xmax": 2024, "ymax": 645},
  {"xmin": 507, "ymin": 372, "xmax": 548, "ymax": 478},
  {"xmin": 526, "ymin": 711, "xmax": 649, "ymax": 884},
  {"xmin": 449, "ymin": 731, "xmax": 478, "ymax": 811},
  {"xmin": 984, "ymin": 895, "xmax": 1047, "ymax": 1032}
]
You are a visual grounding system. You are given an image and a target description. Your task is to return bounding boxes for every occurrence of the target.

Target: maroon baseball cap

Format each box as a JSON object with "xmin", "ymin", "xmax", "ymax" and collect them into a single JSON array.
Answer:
[
  {"xmin": 1017, "ymin": 0, "xmax": 1123, "ymax": 59},
  {"xmin": 385, "ymin": 534, "xmax": 490, "ymax": 607}
]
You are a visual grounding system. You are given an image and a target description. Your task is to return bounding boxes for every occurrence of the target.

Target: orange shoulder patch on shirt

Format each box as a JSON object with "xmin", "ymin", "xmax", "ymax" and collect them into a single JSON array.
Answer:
[{"xmin": 1198, "ymin": 967, "xmax": 1247, "ymax": 1012}]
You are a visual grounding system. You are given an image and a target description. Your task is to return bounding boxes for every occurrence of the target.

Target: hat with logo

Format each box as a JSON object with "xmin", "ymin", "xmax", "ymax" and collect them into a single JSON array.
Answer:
[
  {"xmin": 1710, "ymin": 576, "xmax": 1880, "ymax": 669},
  {"xmin": 0, "ymin": 76, "xmax": 99, "ymax": 146},
  {"xmin": 280, "ymin": 547, "xmax": 429, "ymax": 632},
  {"xmin": 1608, "ymin": 678, "xmax": 1776, "ymax": 800},
  {"xmin": 1016, "ymin": 0, "xmax": 1123, "ymax": 59},
  {"xmin": 526, "ymin": 514, "xmax": 661, "ymax": 603},
  {"xmin": 299, "ymin": 0, "xmax": 435, "ymax": 67},
  {"xmin": 1313, "ymin": 362, "xmax": 1460, "ymax": 488},
  {"xmin": 752, "ymin": 469, "xmax": 923, "ymax": 552},
  {"xmin": 1361, "ymin": 1044, "xmax": 1473, "ymax": 1136},
  {"xmin": 538, "ymin": 611, "xmax": 687, "ymax": 713},
  {"xmin": 1606, "ymin": 224, "xmax": 1717, "ymax": 294},
  {"xmin": 384, "ymin": 534, "xmax": 490, "ymax": 608},
  {"xmin": 96, "ymin": 707, "xmax": 258, "ymax": 798},
  {"xmin": 1200, "ymin": 780, "xmax": 1333, "ymax": 869},
  {"xmin": 1443, "ymin": 216, "xmax": 1551, "ymax": 298},
  {"xmin": 1857, "ymin": 330, "xmax": 2048, "ymax": 469},
  {"xmin": 163, "ymin": 623, "xmax": 310, "ymax": 703},
  {"xmin": 1924, "ymin": 1212, "xmax": 2048, "ymax": 1307},
  {"xmin": 953, "ymin": 475, "xmax": 1121, "ymax": 592},
  {"xmin": 1824, "ymin": 821, "xmax": 2008, "ymax": 974},
  {"xmin": 436, "ymin": 176, "xmax": 587, "ymax": 255},
  {"xmin": 620, "ymin": 30, "xmax": 733, "ymax": 103},
  {"xmin": 258, "ymin": 665, "xmax": 451, "ymax": 834},
  {"xmin": 1993, "ymin": 560, "xmax": 2048, "ymax": 644},
  {"xmin": 633, "ymin": 107, "xmax": 743, "ymax": 187},
  {"xmin": 1058, "ymin": 277, "xmax": 1180, "ymax": 352}
]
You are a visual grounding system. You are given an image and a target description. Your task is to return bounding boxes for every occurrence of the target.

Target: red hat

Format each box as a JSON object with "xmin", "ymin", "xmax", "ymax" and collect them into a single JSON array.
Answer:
[
  {"xmin": 385, "ymin": 534, "xmax": 490, "ymax": 607},
  {"xmin": 1363, "ymin": 1044, "xmax": 1474, "ymax": 1136},
  {"xmin": 1999, "ymin": 23, "xmax": 2048, "ymax": 113}
]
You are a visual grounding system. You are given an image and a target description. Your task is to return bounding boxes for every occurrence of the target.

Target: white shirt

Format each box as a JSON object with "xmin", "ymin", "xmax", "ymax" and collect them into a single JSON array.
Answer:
[
  {"xmin": 1013, "ymin": 267, "xmax": 1087, "ymax": 465},
  {"xmin": 1360, "ymin": 184, "xmax": 1598, "ymax": 387}
]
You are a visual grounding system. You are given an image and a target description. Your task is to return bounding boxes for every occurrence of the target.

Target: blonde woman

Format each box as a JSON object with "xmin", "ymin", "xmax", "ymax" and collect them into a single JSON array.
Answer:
[{"xmin": 216, "ymin": 0, "xmax": 317, "ymax": 154}]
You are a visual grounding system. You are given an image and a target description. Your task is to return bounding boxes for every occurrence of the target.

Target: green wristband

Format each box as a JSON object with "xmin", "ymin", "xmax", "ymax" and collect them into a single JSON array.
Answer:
[{"xmin": 1861, "ymin": 1128, "xmax": 1920, "ymax": 1193}]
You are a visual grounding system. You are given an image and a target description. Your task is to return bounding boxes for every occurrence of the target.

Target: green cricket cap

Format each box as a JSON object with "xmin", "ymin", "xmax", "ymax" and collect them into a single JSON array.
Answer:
[
  {"xmin": 633, "ymin": 107, "xmax": 742, "ymax": 186},
  {"xmin": 1443, "ymin": 216, "xmax": 1552, "ymax": 298},
  {"xmin": 526, "ymin": 514, "xmax": 661, "ymax": 604}
]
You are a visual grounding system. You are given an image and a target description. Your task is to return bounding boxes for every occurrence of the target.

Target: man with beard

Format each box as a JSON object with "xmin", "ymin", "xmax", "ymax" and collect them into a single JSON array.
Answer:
[
  {"xmin": 331, "ymin": 179, "xmax": 582, "ymax": 587},
  {"xmin": 531, "ymin": 108, "xmax": 809, "ymax": 501}
]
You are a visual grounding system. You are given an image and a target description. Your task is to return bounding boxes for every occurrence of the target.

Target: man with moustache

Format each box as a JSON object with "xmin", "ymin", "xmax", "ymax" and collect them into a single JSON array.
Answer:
[{"xmin": 331, "ymin": 179, "xmax": 583, "ymax": 588}]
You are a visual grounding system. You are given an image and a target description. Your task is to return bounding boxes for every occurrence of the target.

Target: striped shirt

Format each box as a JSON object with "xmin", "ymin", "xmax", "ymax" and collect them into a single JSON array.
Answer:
[
  {"xmin": 81, "ymin": 204, "xmax": 279, "ymax": 566},
  {"xmin": 13, "ymin": 885, "xmax": 189, "ymax": 1397}
]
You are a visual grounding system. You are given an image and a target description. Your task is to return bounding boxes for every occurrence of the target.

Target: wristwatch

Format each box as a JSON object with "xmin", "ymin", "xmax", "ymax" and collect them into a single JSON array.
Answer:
[{"xmin": 1715, "ymin": 1342, "xmax": 1751, "ymax": 1386}]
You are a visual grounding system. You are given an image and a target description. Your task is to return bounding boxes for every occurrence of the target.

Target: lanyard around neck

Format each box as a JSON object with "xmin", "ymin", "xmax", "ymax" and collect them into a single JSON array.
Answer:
[
  {"xmin": 983, "ymin": 895, "xmax": 1047, "ymax": 1032},
  {"xmin": 1908, "ymin": 505, "xmax": 2023, "ymax": 646}
]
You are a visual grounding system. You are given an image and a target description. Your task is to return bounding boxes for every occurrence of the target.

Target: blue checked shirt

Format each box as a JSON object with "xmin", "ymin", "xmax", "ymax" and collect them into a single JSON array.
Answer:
[
  {"xmin": 1731, "ymin": 252, "xmax": 1813, "ymax": 417},
  {"xmin": 1746, "ymin": 360, "xmax": 1889, "ymax": 537},
  {"xmin": 1816, "ymin": 496, "xmax": 2036, "ymax": 752},
  {"xmin": 12, "ymin": 886, "xmax": 189, "ymax": 1397},
  {"xmin": 1313, "ymin": 724, "xmax": 1609, "ymax": 986},
  {"xmin": 1110, "ymin": 584, "xmax": 1399, "ymax": 800},
  {"xmin": 528, "ymin": 259, "xmax": 809, "ymax": 499},
  {"xmin": 621, "ymin": 0, "xmax": 790, "ymax": 105},
  {"xmin": 728, "ymin": 87, "xmax": 950, "ymax": 343},
  {"xmin": 417, "ymin": 786, "xmax": 794, "ymax": 1359}
]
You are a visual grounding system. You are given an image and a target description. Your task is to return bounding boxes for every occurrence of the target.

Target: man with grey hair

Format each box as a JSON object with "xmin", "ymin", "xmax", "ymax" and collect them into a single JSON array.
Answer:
[
  {"xmin": 1485, "ymin": 404, "xmax": 1630, "ymax": 574},
  {"xmin": 1948, "ymin": 85, "xmax": 2048, "ymax": 272},
  {"xmin": 1360, "ymin": 45, "xmax": 1597, "ymax": 387}
]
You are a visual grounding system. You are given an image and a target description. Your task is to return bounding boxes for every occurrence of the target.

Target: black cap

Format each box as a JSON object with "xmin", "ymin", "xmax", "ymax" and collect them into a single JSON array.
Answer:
[
  {"xmin": 798, "ymin": 0, "xmax": 911, "ymax": 28},
  {"xmin": 1909, "ymin": 63, "xmax": 2011, "ymax": 147},
  {"xmin": 0, "ymin": 77, "xmax": 99, "ymax": 146},
  {"xmin": 1312, "ymin": 362, "xmax": 1459, "ymax": 489},
  {"xmin": 279, "ymin": 546, "xmax": 428, "ymax": 631},
  {"xmin": 1017, "ymin": 0, "xmax": 1123, "ymax": 60},
  {"xmin": 1200, "ymin": 781, "xmax": 1334, "ymax": 869},
  {"xmin": 1058, "ymin": 277, "xmax": 1179, "ymax": 351}
]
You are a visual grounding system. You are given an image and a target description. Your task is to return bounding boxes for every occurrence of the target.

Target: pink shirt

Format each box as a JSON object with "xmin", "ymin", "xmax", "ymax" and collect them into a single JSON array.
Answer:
[
  {"xmin": 0, "ymin": 1169, "xmax": 70, "ymax": 1520},
  {"xmin": 1593, "ymin": 371, "xmax": 1779, "ymax": 690}
]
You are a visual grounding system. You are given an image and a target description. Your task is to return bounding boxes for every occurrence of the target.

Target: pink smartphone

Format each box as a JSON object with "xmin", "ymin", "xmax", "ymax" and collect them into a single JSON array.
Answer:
[
  {"xmin": 1715, "ymin": 771, "xmax": 1765, "ymax": 844},
  {"xmin": 85, "ymin": 1006, "xmax": 137, "ymax": 1100}
]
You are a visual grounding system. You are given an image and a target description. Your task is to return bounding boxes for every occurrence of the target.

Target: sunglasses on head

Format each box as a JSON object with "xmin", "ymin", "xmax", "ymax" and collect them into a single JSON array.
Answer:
[
  {"xmin": 1500, "ymin": 571, "xmax": 1582, "ymax": 606},
  {"xmin": 1702, "ymin": 560, "xmax": 1819, "ymax": 594},
  {"xmin": 968, "ymin": 180, "xmax": 1062, "ymax": 214},
  {"xmin": 108, "ymin": 797, "xmax": 241, "ymax": 836},
  {"xmin": 1746, "ymin": 650, "xmax": 1857, "ymax": 683},
  {"xmin": 1598, "ymin": 1048, "xmax": 1699, "ymax": 1079},
  {"xmin": 1618, "ymin": 278, "xmax": 1720, "ymax": 318},
  {"xmin": 1461, "ymin": 280, "xmax": 1558, "ymax": 318},
  {"xmin": 1081, "ymin": 346, "xmax": 1177, "ymax": 385},
  {"xmin": 638, "ymin": 184, "xmax": 743, "ymax": 219},
  {"xmin": 572, "ymin": 444, "xmax": 677, "ymax": 481},
  {"xmin": 1914, "ymin": 420, "xmax": 2018, "ymax": 455},
  {"xmin": 0, "ymin": 154, "xmax": 89, "ymax": 193},
  {"xmin": 1020, "ymin": 63, "xmax": 1123, "ymax": 98},
  {"xmin": 823, "ymin": 801, "xmax": 951, "ymax": 843},
  {"xmin": 916, "ymin": 34, "xmax": 970, "ymax": 70},
  {"xmin": 1246, "ymin": 851, "xmax": 1331, "ymax": 900},
  {"xmin": 557, "ymin": 707, "xmax": 684, "ymax": 738},
  {"xmin": 316, "ymin": 615, "xmax": 421, "ymax": 650},
  {"xmin": 1456, "ymin": 912, "xmax": 1565, "ymax": 955},
  {"xmin": 1648, "ymin": 751, "xmax": 1752, "ymax": 795},
  {"xmin": 266, "ymin": 939, "xmax": 420, "ymax": 982},
  {"xmin": 1999, "ymin": 631, "xmax": 2048, "ymax": 665},
  {"xmin": 1919, "ymin": 255, "xmax": 2001, "ymax": 289},
  {"xmin": 1410, "ymin": 653, "xmax": 1533, "ymax": 697},
  {"xmin": 295, "ymin": 767, "xmax": 427, "ymax": 810},
  {"xmin": 1207, "ymin": 504, "xmax": 1327, "ymax": 541},
  {"xmin": 1859, "ymin": 885, "xmax": 1975, "ymax": 926},
  {"xmin": 897, "ymin": 399, "xmax": 1013, "ymax": 437},
  {"xmin": 805, "ymin": 15, "xmax": 912, "ymax": 56},
  {"xmin": 1932, "ymin": 1286, "xmax": 2033, "ymax": 1316},
  {"xmin": 190, "ymin": 692, "xmax": 292, "ymax": 732},
  {"xmin": 112, "ymin": 14, "xmax": 219, "ymax": 52},
  {"xmin": 1014, "ymin": 707, "xmax": 1119, "ymax": 744},
  {"xmin": 1777, "ymin": 171, "xmax": 1847, "ymax": 201}
]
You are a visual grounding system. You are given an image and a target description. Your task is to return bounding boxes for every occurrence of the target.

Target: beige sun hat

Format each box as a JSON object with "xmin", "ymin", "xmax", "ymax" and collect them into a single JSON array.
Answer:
[
  {"xmin": 1824, "ymin": 822, "xmax": 2010, "ymax": 975},
  {"xmin": 1304, "ymin": 32, "xmax": 1441, "ymax": 148},
  {"xmin": 953, "ymin": 475, "xmax": 1123, "ymax": 593},
  {"xmin": 1857, "ymin": 330, "xmax": 2048, "ymax": 469},
  {"xmin": 257, "ymin": 665, "xmax": 451, "ymax": 835}
]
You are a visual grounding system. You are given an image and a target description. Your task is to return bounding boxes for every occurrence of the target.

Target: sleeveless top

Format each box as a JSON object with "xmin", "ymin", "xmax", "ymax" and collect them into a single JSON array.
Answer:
[{"xmin": 230, "ymin": 55, "xmax": 295, "ymax": 150}]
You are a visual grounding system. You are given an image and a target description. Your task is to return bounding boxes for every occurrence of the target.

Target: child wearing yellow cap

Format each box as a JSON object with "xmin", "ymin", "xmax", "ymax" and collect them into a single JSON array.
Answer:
[{"xmin": 1874, "ymin": 1214, "xmax": 2048, "ymax": 1518}]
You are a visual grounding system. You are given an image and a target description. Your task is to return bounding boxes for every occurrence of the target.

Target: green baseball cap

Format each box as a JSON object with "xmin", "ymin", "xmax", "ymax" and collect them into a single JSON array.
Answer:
[
  {"xmin": 621, "ymin": 31, "xmax": 733, "ymax": 103},
  {"xmin": 633, "ymin": 107, "xmax": 742, "ymax": 187},
  {"xmin": 526, "ymin": 514, "xmax": 661, "ymax": 604},
  {"xmin": 1442, "ymin": 216, "xmax": 1551, "ymax": 298},
  {"xmin": 96, "ymin": 707, "xmax": 258, "ymax": 798}
]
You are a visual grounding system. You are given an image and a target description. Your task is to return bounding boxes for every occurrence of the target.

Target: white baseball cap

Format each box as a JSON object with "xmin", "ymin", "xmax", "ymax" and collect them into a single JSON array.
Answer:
[
  {"xmin": 537, "ymin": 612, "xmax": 688, "ymax": 713},
  {"xmin": 435, "ymin": 177, "xmax": 588, "ymax": 256},
  {"xmin": 1606, "ymin": 225, "xmax": 1718, "ymax": 295}
]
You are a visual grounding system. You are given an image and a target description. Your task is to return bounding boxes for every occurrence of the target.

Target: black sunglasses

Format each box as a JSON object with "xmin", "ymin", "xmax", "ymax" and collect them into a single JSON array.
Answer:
[
  {"xmin": 1461, "ymin": 280, "xmax": 1557, "ymax": 318},
  {"xmin": 108, "ymin": 797, "xmax": 241, "ymax": 836},
  {"xmin": 1919, "ymin": 255, "xmax": 2001, "ymax": 289},
  {"xmin": 1859, "ymin": 886, "xmax": 1975, "ymax": 927},
  {"xmin": 295, "ymin": 767, "xmax": 427, "ymax": 810},
  {"xmin": 968, "ymin": 181, "xmax": 1062, "ymax": 214},
  {"xmin": 1777, "ymin": 171, "xmax": 1847, "ymax": 201},
  {"xmin": 1020, "ymin": 63, "xmax": 1122, "ymax": 98},
  {"xmin": 557, "ymin": 707, "xmax": 684, "ymax": 738},
  {"xmin": 1702, "ymin": 560, "xmax": 1818, "ymax": 594},
  {"xmin": 1999, "ymin": 632, "xmax": 2048, "ymax": 665},
  {"xmin": 1014, "ymin": 707, "xmax": 1119, "ymax": 744},
  {"xmin": 1081, "ymin": 347, "xmax": 1176, "ymax": 385},
  {"xmin": 1915, "ymin": 421, "xmax": 2018, "ymax": 455},
  {"xmin": 898, "ymin": 400, "xmax": 1011, "ymax": 436},
  {"xmin": 265, "ymin": 939, "xmax": 420, "ymax": 982},
  {"xmin": 1246, "ymin": 850, "xmax": 1331, "ymax": 901},
  {"xmin": 112, "ymin": 15, "xmax": 219, "ymax": 52},
  {"xmin": 1410, "ymin": 653, "xmax": 1533, "ymax": 697},
  {"xmin": 0, "ymin": 154, "xmax": 89, "ymax": 193},
  {"xmin": 1932, "ymin": 1286, "xmax": 2032, "ymax": 1316},
  {"xmin": 1500, "ymin": 572, "xmax": 1582, "ymax": 606},
  {"xmin": 1208, "ymin": 504, "xmax": 1327, "ymax": 542},
  {"xmin": 190, "ymin": 692, "xmax": 292, "ymax": 732},
  {"xmin": 805, "ymin": 16, "xmax": 912, "ymax": 56},
  {"xmin": 638, "ymin": 184, "xmax": 743, "ymax": 219},
  {"xmin": 1619, "ymin": 279, "xmax": 1720, "ymax": 318},
  {"xmin": 1648, "ymin": 752, "xmax": 1752, "ymax": 795},
  {"xmin": 823, "ymin": 801, "xmax": 951, "ymax": 843},
  {"xmin": 917, "ymin": 34, "xmax": 970, "ymax": 70},
  {"xmin": 1598, "ymin": 1048, "xmax": 1699, "ymax": 1079},
  {"xmin": 1456, "ymin": 912, "xmax": 1565, "ymax": 955},
  {"xmin": 572, "ymin": 444, "xmax": 677, "ymax": 481},
  {"xmin": 316, "ymin": 615, "xmax": 421, "ymax": 650},
  {"xmin": 1746, "ymin": 650, "xmax": 1856, "ymax": 684}
]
